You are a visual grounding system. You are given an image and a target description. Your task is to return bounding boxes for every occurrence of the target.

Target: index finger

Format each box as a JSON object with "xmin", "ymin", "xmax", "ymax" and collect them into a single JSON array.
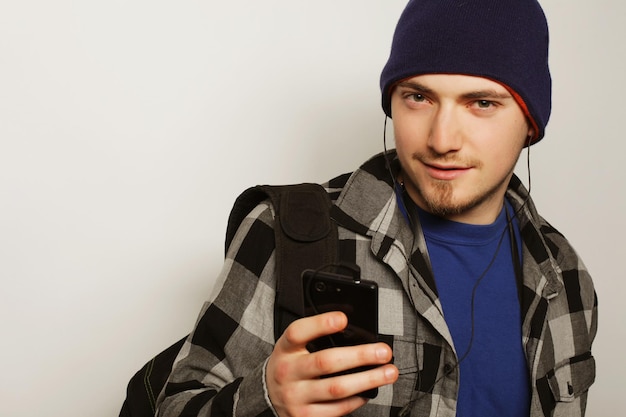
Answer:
[{"xmin": 278, "ymin": 311, "xmax": 348, "ymax": 352}]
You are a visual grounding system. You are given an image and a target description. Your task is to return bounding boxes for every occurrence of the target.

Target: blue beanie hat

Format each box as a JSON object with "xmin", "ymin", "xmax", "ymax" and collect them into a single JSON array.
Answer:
[{"xmin": 380, "ymin": 0, "xmax": 551, "ymax": 143}]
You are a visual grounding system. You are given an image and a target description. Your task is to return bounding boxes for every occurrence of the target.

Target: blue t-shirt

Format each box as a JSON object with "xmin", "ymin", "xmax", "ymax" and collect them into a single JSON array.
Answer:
[{"xmin": 417, "ymin": 203, "xmax": 530, "ymax": 417}]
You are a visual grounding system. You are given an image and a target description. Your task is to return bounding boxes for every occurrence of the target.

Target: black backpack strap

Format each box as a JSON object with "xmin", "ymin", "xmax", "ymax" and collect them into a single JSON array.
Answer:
[
  {"xmin": 225, "ymin": 183, "xmax": 338, "ymax": 337},
  {"xmin": 224, "ymin": 186, "xmax": 272, "ymax": 253}
]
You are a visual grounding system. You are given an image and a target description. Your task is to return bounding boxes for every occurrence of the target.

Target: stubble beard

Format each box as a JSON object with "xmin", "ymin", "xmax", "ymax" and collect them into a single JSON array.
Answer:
[
  {"xmin": 409, "ymin": 154, "xmax": 514, "ymax": 219},
  {"xmin": 414, "ymin": 178, "xmax": 507, "ymax": 218}
]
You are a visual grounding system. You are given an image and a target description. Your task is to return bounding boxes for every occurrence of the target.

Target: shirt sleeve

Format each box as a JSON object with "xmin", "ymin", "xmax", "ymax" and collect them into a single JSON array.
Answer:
[{"xmin": 155, "ymin": 201, "xmax": 280, "ymax": 417}]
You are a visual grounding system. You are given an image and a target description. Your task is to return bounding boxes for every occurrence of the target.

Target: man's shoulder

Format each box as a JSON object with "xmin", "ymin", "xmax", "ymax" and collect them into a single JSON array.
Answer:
[
  {"xmin": 535, "ymin": 216, "xmax": 588, "ymax": 273},
  {"xmin": 322, "ymin": 171, "xmax": 353, "ymax": 202},
  {"xmin": 505, "ymin": 179, "xmax": 590, "ymax": 281}
]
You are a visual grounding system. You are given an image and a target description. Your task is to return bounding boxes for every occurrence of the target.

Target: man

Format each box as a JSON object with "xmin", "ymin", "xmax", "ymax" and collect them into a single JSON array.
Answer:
[{"xmin": 156, "ymin": 0, "xmax": 597, "ymax": 416}]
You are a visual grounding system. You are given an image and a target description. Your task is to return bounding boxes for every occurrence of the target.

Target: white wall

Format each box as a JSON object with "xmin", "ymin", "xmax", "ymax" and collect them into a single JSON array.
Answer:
[{"xmin": 1, "ymin": 1, "xmax": 623, "ymax": 415}]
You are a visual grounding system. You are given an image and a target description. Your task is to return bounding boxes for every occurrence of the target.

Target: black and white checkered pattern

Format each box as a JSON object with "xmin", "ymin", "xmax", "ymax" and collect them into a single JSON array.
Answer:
[{"xmin": 156, "ymin": 152, "xmax": 597, "ymax": 417}]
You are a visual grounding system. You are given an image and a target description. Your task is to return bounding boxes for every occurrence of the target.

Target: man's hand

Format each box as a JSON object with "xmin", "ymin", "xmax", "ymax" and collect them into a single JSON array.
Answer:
[{"xmin": 266, "ymin": 311, "xmax": 398, "ymax": 417}]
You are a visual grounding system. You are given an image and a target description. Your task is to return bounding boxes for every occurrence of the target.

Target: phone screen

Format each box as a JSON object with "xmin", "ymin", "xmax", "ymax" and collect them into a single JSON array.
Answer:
[{"xmin": 302, "ymin": 269, "xmax": 379, "ymax": 398}]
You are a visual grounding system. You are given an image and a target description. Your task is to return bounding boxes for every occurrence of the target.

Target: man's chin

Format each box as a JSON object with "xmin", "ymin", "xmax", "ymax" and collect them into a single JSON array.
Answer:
[{"xmin": 423, "ymin": 200, "xmax": 467, "ymax": 218}]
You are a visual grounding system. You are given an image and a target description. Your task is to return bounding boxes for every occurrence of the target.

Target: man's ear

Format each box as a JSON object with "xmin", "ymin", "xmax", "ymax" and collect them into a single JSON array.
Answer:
[{"xmin": 527, "ymin": 126, "xmax": 535, "ymax": 145}]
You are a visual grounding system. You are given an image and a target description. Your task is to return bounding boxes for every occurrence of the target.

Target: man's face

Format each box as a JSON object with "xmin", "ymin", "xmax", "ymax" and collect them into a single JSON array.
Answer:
[{"xmin": 391, "ymin": 74, "xmax": 532, "ymax": 224}]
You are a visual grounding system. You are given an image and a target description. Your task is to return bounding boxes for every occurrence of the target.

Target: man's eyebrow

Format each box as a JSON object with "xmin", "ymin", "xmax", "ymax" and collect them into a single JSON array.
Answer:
[
  {"xmin": 461, "ymin": 90, "xmax": 513, "ymax": 100},
  {"xmin": 396, "ymin": 81, "xmax": 513, "ymax": 100},
  {"xmin": 395, "ymin": 81, "xmax": 435, "ymax": 94}
]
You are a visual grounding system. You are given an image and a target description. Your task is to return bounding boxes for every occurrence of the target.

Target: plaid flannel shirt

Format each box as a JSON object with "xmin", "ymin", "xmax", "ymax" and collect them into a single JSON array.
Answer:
[{"xmin": 156, "ymin": 152, "xmax": 597, "ymax": 417}]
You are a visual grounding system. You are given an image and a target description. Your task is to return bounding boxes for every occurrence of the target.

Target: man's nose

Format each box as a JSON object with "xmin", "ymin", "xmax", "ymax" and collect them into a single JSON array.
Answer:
[{"xmin": 427, "ymin": 106, "xmax": 462, "ymax": 154}]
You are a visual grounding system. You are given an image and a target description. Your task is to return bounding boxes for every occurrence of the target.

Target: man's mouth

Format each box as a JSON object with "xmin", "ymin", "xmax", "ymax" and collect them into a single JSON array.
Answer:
[{"xmin": 424, "ymin": 162, "xmax": 472, "ymax": 180}]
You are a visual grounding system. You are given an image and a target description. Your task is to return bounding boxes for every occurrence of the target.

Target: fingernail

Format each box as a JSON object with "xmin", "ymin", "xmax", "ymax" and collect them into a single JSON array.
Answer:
[
  {"xmin": 332, "ymin": 313, "xmax": 346, "ymax": 329},
  {"xmin": 385, "ymin": 366, "xmax": 397, "ymax": 380},
  {"xmin": 376, "ymin": 347, "xmax": 389, "ymax": 360}
]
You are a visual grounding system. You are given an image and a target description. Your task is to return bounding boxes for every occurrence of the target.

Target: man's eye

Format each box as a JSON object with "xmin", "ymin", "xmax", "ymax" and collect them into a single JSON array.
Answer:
[
  {"xmin": 476, "ymin": 100, "xmax": 494, "ymax": 108},
  {"xmin": 409, "ymin": 94, "xmax": 426, "ymax": 102}
]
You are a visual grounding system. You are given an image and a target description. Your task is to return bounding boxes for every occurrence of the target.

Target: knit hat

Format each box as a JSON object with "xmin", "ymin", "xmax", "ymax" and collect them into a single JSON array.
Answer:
[{"xmin": 380, "ymin": 0, "xmax": 551, "ymax": 144}]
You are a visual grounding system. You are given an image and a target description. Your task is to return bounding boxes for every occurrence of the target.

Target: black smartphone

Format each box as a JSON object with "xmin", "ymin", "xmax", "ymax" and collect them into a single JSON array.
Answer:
[{"xmin": 302, "ymin": 268, "xmax": 379, "ymax": 398}]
